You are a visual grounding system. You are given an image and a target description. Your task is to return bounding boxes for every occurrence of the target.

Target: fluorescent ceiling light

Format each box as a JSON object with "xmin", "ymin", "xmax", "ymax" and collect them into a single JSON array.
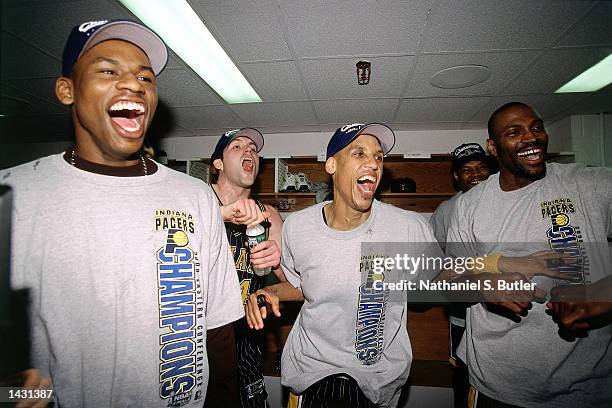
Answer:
[
  {"xmin": 555, "ymin": 53, "xmax": 612, "ymax": 93},
  {"xmin": 118, "ymin": 0, "xmax": 262, "ymax": 104}
]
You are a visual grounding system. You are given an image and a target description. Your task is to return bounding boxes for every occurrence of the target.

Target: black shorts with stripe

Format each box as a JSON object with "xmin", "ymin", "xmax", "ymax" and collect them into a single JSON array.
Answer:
[
  {"xmin": 290, "ymin": 375, "xmax": 375, "ymax": 408},
  {"xmin": 236, "ymin": 319, "xmax": 267, "ymax": 408}
]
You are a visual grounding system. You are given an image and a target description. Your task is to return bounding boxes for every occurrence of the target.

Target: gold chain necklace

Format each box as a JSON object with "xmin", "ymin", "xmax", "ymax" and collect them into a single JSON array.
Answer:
[{"xmin": 69, "ymin": 149, "xmax": 148, "ymax": 176}]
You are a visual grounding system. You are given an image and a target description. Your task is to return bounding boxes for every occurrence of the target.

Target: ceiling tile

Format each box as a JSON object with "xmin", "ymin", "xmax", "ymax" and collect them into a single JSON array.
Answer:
[
  {"xmin": 561, "ymin": 89, "xmax": 612, "ymax": 116},
  {"xmin": 2, "ymin": 81, "xmax": 67, "ymax": 115},
  {"xmin": 171, "ymin": 106, "xmax": 245, "ymax": 130},
  {"xmin": 191, "ymin": 0, "xmax": 292, "ymax": 61},
  {"xmin": 555, "ymin": 2, "xmax": 612, "ymax": 47},
  {"xmin": 157, "ymin": 69, "xmax": 223, "ymax": 107},
  {"xmin": 298, "ymin": 56, "xmax": 415, "ymax": 99},
  {"xmin": 2, "ymin": 0, "xmax": 128, "ymax": 60},
  {"xmin": 395, "ymin": 97, "xmax": 489, "ymax": 122},
  {"xmin": 422, "ymin": 0, "xmax": 594, "ymax": 52},
  {"xmin": 257, "ymin": 124, "xmax": 325, "ymax": 135},
  {"xmin": 312, "ymin": 99, "xmax": 398, "ymax": 124},
  {"xmin": 230, "ymin": 101, "xmax": 316, "ymax": 127},
  {"xmin": 2, "ymin": 78, "xmax": 64, "ymax": 108},
  {"xmin": 166, "ymin": 50, "xmax": 187, "ymax": 70},
  {"xmin": 405, "ymin": 51, "xmax": 540, "ymax": 97},
  {"xmin": 280, "ymin": 0, "xmax": 432, "ymax": 58},
  {"xmin": 469, "ymin": 94, "xmax": 589, "ymax": 122},
  {"xmin": 1, "ymin": 33, "xmax": 60, "ymax": 79},
  {"xmin": 500, "ymin": 47, "xmax": 612, "ymax": 95},
  {"xmin": 241, "ymin": 61, "xmax": 307, "ymax": 101}
]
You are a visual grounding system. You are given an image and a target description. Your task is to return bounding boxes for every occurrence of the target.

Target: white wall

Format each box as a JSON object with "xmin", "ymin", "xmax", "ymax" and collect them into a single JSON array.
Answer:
[
  {"xmin": 1, "ymin": 115, "xmax": 575, "ymax": 168},
  {"xmin": 160, "ymin": 118, "xmax": 576, "ymax": 161},
  {"xmin": 160, "ymin": 128, "xmax": 492, "ymax": 161},
  {"xmin": 570, "ymin": 113, "xmax": 612, "ymax": 167},
  {"xmin": 546, "ymin": 116, "xmax": 573, "ymax": 154}
]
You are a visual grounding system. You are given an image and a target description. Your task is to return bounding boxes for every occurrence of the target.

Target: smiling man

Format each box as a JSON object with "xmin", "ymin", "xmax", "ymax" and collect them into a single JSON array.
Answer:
[
  {"xmin": 430, "ymin": 142, "xmax": 492, "ymax": 245},
  {"xmin": 209, "ymin": 128, "xmax": 284, "ymax": 407},
  {"xmin": 0, "ymin": 20, "xmax": 243, "ymax": 407},
  {"xmin": 245, "ymin": 123, "xmax": 443, "ymax": 407},
  {"xmin": 447, "ymin": 102, "xmax": 612, "ymax": 407}
]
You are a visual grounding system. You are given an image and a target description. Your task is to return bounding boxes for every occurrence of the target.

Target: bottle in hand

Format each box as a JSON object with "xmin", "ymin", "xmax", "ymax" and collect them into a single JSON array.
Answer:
[{"xmin": 246, "ymin": 224, "xmax": 271, "ymax": 276}]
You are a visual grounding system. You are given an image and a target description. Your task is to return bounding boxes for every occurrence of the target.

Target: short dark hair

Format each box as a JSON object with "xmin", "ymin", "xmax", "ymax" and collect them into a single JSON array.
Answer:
[{"xmin": 487, "ymin": 102, "xmax": 533, "ymax": 141}]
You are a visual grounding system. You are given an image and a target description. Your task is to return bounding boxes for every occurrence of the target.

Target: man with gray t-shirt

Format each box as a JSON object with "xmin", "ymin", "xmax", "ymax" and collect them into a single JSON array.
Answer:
[
  {"xmin": 0, "ymin": 20, "xmax": 243, "ymax": 407},
  {"xmin": 447, "ymin": 102, "xmax": 612, "ymax": 407},
  {"xmin": 245, "ymin": 123, "xmax": 447, "ymax": 407}
]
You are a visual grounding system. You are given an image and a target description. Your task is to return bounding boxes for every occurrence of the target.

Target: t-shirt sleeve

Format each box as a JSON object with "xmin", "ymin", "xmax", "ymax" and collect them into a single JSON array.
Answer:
[
  {"xmin": 204, "ymin": 192, "xmax": 244, "ymax": 329},
  {"xmin": 429, "ymin": 205, "xmax": 446, "ymax": 244},
  {"xmin": 589, "ymin": 167, "xmax": 612, "ymax": 238},
  {"xmin": 413, "ymin": 215, "xmax": 446, "ymax": 281},
  {"xmin": 446, "ymin": 194, "xmax": 478, "ymax": 259},
  {"xmin": 280, "ymin": 217, "xmax": 301, "ymax": 288}
]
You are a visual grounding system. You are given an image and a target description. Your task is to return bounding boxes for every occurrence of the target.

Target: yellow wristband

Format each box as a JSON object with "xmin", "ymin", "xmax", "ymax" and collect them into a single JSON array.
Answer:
[{"xmin": 479, "ymin": 252, "xmax": 502, "ymax": 274}]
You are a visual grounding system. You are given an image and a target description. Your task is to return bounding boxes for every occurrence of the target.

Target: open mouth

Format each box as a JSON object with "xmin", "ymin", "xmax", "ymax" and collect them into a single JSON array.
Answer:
[
  {"xmin": 356, "ymin": 174, "xmax": 377, "ymax": 199},
  {"xmin": 242, "ymin": 156, "xmax": 254, "ymax": 172},
  {"xmin": 469, "ymin": 179, "xmax": 483, "ymax": 186},
  {"xmin": 108, "ymin": 101, "xmax": 145, "ymax": 136},
  {"xmin": 516, "ymin": 147, "xmax": 544, "ymax": 163}
]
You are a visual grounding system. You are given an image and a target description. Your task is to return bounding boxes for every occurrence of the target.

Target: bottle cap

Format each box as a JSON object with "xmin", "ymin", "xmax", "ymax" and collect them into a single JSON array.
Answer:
[{"xmin": 246, "ymin": 224, "xmax": 265, "ymax": 237}]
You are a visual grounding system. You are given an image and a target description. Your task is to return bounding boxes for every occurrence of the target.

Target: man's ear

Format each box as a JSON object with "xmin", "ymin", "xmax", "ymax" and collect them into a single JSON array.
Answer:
[
  {"xmin": 486, "ymin": 138, "xmax": 498, "ymax": 157},
  {"xmin": 325, "ymin": 157, "xmax": 336, "ymax": 175},
  {"xmin": 453, "ymin": 171, "xmax": 459, "ymax": 182},
  {"xmin": 213, "ymin": 158, "xmax": 223, "ymax": 172},
  {"xmin": 55, "ymin": 76, "xmax": 74, "ymax": 106}
]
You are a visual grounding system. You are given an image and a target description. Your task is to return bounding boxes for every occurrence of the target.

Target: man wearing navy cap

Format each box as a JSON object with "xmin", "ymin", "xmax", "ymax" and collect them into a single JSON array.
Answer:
[
  {"xmin": 0, "ymin": 20, "xmax": 243, "ymax": 407},
  {"xmin": 430, "ymin": 143, "xmax": 492, "ymax": 246},
  {"xmin": 209, "ymin": 128, "xmax": 284, "ymax": 407},
  {"xmin": 245, "ymin": 124, "xmax": 444, "ymax": 407}
]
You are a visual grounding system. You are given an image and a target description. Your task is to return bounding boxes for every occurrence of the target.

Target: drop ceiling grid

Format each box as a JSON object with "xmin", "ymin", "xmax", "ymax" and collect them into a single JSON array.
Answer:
[
  {"xmin": 421, "ymin": 0, "xmax": 596, "ymax": 53},
  {"xmin": 156, "ymin": 69, "xmax": 224, "ymax": 107},
  {"xmin": 554, "ymin": 2, "xmax": 612, "ymax": 48},
  {"xmin": 170, "ymin": 105, "xmax": 246, "ymax": 131},
  {"xmin": 1, "ymin": 81, "xmax": 67, "ymax": 115},
  {"xmin": 190, "ymin": 0, "xmax": 293, "ymax": 63},
  {"xmin": 228, "ymin": 101, "xmax": 318, "ymax": 127},
  {"xmin": 278, "ymin": 0, "xmax": 434, "ymax": 58},
  {"xmin": 296, "ymin": 56, "xmax": 417, "ymax": 100},
  {"xmin": 2, "ymin": 0, "xmax": 129, "ymax": 62},
  {"xmin": 403, "ymin": 51, "xmax": 541, "ymax": 98},
  {"xmin": 239, "ymin": 61, "xmax": 309, "ymax": 102},
  {"xmin": 312, "ymin": 98, "xmax": 399, "ymax": 125},
  {"xmin": 497, "ymin": 47, "xmax": 612, "ymax": 96},
  {"xmin": 395, "ymin": 96, "xmax": 491, "ymax": 123}
]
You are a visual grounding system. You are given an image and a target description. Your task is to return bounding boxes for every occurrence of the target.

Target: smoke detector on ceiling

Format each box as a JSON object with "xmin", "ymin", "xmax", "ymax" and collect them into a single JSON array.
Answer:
[{"xmin": 429, "ymin": 65, "xmax": 491, "ymax": 89}]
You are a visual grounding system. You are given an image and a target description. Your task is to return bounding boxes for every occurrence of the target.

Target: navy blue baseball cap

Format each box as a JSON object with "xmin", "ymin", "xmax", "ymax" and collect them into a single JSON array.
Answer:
[
  {"xmin": 211, "ymin": 128, "xmax": 264, "ymax": 161},
  {"xmin": 452, "ymin": 143, "xmax": 488, "ymax": 170},
  {"xmin": 327, "ymin": 123, "xmax": 395, "ymax": 158},
  {"xmin": 62, "ymin": 20, "xmax": 168, "ymax": 77}
]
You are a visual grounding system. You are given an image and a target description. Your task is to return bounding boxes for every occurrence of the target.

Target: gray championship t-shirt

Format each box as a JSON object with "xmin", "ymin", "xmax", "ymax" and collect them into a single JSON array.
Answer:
[
  {"xmin": 447, "ymin": 163, "xmax": 612, "ymax": 408},
  {"xmin": 280, "ymin": 200, "xmax": 441, "ymax": 407},
  {"xmin": 1, "ymin": 154, "xmax": 244, "ymax": 408}
]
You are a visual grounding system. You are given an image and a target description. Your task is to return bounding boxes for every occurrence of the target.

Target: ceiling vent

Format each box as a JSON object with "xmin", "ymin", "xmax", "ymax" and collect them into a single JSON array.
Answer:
[{"xmin": 429, "ymin": 65, "xmax": 490, "ymax": 89}]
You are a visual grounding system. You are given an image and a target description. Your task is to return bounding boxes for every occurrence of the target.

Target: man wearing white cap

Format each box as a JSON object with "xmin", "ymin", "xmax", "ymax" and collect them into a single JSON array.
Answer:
[
  {"xmin": 0, "ymin": 19, "xmax": 243, "ymax": 407},
  {"xmin": 245, "ymin": 123, "xmax": 444, "ymax": 407}
]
